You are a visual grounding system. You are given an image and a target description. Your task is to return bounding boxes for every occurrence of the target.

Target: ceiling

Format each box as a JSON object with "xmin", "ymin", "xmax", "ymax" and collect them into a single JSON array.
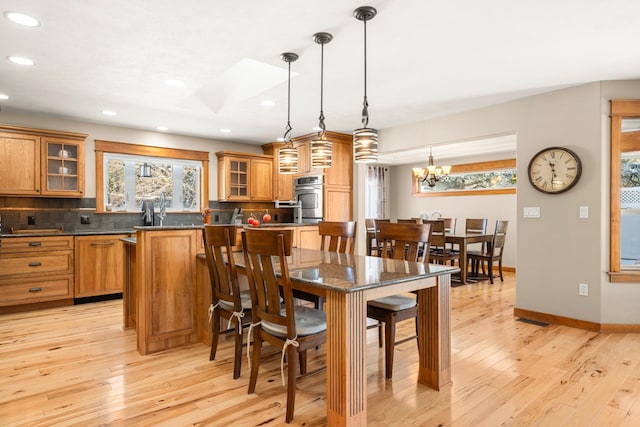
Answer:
[{"xmin": 1, "ymin": 0, "xmax": 640, "ymax": 163}]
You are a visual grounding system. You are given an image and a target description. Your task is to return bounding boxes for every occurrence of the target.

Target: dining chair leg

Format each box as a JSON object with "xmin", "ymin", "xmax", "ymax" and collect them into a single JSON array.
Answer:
[
  {"xmin": 384, "ymin": 317, "xmax": 396, "ymax": 379},
  {"xmin": 499, "ymin": 259, "xmax": 504, "ymax": 281},
  {"xmin": 248, "ymin": 334, "xmax": 263, "ymax": 394},
  {"xmin": 298, "ymin": 350, "xmax": 307, "ymax": 375},
  {"xmin": 210, "ymin": 312, "xmax": 220, "ymax": 361},
  {"xmin": 377, "ymin": 321, "xmax": 383, "ymax": 348},
  {"xmin": 286, "ymin": 345, "xmax": 298, "ymax": 423},
  {"xmin": 488, "ymin": 258, "xmax": 495, "ymax": 284},
  {"xmin": 233, "ymin": 319, "xmax": 243, "ymax": 379}
]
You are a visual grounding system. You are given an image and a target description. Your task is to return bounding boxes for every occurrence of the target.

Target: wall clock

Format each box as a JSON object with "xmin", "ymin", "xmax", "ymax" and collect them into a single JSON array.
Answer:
[{"xmin": 527, "ymin": 146, "xmax": 582, "ymax": 194}]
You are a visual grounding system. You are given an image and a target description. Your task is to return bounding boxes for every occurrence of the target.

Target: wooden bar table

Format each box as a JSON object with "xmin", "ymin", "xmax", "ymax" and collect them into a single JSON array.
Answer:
[{"xmin": 234, "ymin": 248, "xmax": 458, "ymax": 426}]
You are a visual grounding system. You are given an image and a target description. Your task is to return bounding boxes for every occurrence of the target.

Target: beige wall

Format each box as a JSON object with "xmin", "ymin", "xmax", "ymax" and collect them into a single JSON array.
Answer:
[
  {"xmin": 377, "ymin": 81, "xmax": 640, "ymax": 325},
  {"xmin": 0, "ymin": 109, "xmax": 262, "ymax": 200}
]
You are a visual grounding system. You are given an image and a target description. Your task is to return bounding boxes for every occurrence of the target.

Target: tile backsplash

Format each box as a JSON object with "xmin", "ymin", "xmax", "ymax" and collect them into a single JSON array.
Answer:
[{"xmin": 0, "ymin": 197, "xmax": 294, "ymax": 234}]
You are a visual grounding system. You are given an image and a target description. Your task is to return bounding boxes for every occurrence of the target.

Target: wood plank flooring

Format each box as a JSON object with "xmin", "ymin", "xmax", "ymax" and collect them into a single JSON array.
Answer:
[{"xmin": 2, "ymin": 272, "xmax": 640, "ymax": 426}]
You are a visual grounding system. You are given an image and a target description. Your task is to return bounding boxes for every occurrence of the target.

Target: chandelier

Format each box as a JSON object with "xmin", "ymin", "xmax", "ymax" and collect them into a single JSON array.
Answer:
[{"xmin": 412, "ymin": 147, "xmax": 451, "ymax": 187}]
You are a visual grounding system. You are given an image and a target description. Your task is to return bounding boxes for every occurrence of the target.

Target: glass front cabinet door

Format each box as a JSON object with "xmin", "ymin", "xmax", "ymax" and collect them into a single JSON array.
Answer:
[{"xmin": 42, "ymin": 136, "xmax": 85, "ymax": 197}]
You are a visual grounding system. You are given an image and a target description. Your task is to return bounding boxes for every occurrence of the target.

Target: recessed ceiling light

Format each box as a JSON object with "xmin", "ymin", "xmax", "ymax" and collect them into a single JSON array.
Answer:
[
  {"xmin": 277, "ymin": 137, "xmax": 285, "ymax": 142},
  {"xmin": 312, "ymin": 126, "xmax": 322, "ymax": 132},
  {"xmin": 0, "ymin": 93, "xmax": 9, "ymax": 100},
  {"xmin": 7, "ymin": 56, "xmax": 35, "ymax": 66},
  {"xmin": 4, "ymin": 11, "xmax": 40, "ymax": 27},
  {"xmin": 220, "ymin": 128, "xmax": 231, "ymax": 133},
  {"xmin": 157, "ymin": 126, "xmax": 169, "ymax": 132},
  {"xmin": 163, "ymin": 79, "xmax": 184, "ymax": 87},
  {"xmin": 261, "ymin": 100, "xmax": 276, "ymax": 107},
  {"xmin": 101, "ymin": 110, "xmax": 117, "ymax": 116}
]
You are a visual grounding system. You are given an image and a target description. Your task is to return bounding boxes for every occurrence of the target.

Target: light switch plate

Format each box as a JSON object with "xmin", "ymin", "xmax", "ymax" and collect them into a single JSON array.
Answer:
[
  {"xmin": 579, "ymin": 206, "xmax": 589, "ymax": 219},
  {"xmin": 523, "ymin": 207, "xmax": 540, "ymax": 218}
]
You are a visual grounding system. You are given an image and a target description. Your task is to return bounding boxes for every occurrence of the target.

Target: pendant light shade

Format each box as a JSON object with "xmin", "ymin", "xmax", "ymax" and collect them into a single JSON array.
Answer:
[
  {"xmin": 278, "ymin": 52, "xmax": 299, "ymax": 174},
  {"xmin": 310, "ymin": 32, "xmax": 333, "ymax": 168},
  {"xmin": 353, "ymin": 6, "xmax": 378, "ymax": 163}
]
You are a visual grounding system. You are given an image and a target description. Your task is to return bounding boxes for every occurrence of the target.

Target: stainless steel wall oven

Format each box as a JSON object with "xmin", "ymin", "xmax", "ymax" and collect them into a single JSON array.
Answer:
[{"xmin": 294, "ymin": 174, "xmax": 323, "ymax": 223}]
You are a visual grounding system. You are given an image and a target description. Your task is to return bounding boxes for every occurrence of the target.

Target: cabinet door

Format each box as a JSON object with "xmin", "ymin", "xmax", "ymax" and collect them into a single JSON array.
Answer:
[
  {"xmin": 222, "ymin": 157, "xmax": 250, "ymax": 201},
  {"xmin": 297, "ymin": 226, "xmax": 322, "ymax": 249},
  {"xmin": 324, "ymin": 187, "xmax": 352, "ymax": 221},
  {"xmin": 294, "ymin": 141, "xmax": 322, "ymax": 176},
  {"xmin": 250, "ymin": 158, "xmax": 273, "ymax": 200},
  {"xmin": 75, "ymin": 235, "xmax": 126, "ymax": 297},
  {"xmin": 0, "ymin": 132, "xmax": 41, "ymax": 195},
  {"xmin": 324, "ymin": 140, "xmax": 353, "ymax": 188},
  {"xmin": 42, "ymin": 136, "xmax": 85, "ymax": 197}
]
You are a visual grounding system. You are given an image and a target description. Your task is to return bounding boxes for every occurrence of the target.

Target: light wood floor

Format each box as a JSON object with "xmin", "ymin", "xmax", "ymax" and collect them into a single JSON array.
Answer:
[{"xmin": 2, "ymin": 272, "xmax": 640, "ymax": 426}]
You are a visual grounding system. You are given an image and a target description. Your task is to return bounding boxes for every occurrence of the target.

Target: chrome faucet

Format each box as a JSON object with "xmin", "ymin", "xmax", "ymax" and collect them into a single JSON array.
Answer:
[{"xmin": 158, "ymin": 192, "xmax": 167, "ymax": 226}]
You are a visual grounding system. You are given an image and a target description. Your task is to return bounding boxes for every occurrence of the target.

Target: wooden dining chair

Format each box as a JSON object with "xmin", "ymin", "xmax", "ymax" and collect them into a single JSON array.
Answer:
[
  {"xmin": 242, "ymin": 228, "xmax": 327, "ymax": 424},
  {"xmin": 468, "ymin": 220, "xmax": 509, "ymax": 284},
  {"xmin": 202, "ymin": 224, "xmax": 252, "ymax": 379},
  {"xmin": 423, "ymin": 219, "xmax": 460, "ymax": 266},
  {"xmin": 397, "ymin": 218, "xmax": 422, "ymax": 224},
  {"xmin": 292, "ymin": 221, "xmax": 357, "ymax": 310},
  {"xmin": 366, "ymin": 218, "xmax": 390, "ymax": 256},
  {"xmin": 463, "ymin": 218, "xmax": 489, "ymax": 270},
  {"xmin": 367, "ymin": 221, "xmax": 431, "ymax": 378}
]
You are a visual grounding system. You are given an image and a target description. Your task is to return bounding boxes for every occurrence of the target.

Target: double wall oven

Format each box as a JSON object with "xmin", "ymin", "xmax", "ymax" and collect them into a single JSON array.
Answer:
[{"xmin": 294, "ymin": 174, "xmax": 323, "ymax": 223}]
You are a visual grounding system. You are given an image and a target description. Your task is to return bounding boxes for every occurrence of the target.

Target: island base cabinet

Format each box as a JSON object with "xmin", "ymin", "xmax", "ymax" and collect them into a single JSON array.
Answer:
[{"xmin": 136, "ymin": 229, "xmax": 199, "ymax": 355}]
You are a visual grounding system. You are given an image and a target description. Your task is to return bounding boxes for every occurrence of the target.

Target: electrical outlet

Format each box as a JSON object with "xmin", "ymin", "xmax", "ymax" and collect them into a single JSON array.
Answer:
[
  {"xmin": 80, "ymin": 215, "xmax": 91, "ymax": 224},
  {"xmin": 579, "ymin": 283, "xmax": 589, "ymax": 296},
  {"xmin": 28, "ymin": 215, "xmax": 36, "ymax": 225}
]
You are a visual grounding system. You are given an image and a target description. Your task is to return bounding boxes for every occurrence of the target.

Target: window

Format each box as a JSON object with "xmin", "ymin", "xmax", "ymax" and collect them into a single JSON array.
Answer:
[
  {"xmin": 413, "ymin": 159, "xmax": 516, "ymax": 197},
  {"xmin": 610, "ymin": 100, "xmax": 640, "ymax": 282},
  {"xmin": 95, "ymin": 140, "xmax": 209, "ymax": 213}
]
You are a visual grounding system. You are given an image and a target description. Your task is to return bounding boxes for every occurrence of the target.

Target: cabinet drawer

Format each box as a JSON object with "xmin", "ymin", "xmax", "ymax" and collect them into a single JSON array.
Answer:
[
  {"xmin": 0, "ymin": 236, "xmax": 74, "ymax": 253},
  {"xmin": 0, "ymin": 275, "xmax": 73, "ymax": 306},
  {"xmin": 0, "ymin": 251, "xmax": 73, "ymax": 277}
]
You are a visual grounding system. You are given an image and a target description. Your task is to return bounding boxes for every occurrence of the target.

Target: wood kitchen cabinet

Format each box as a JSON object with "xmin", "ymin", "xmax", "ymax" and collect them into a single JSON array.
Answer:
[
  {"xmin": 74, "ymin": 234, "xmax": 128, "ymax": 298},
  {"xmin": 133, "ymin": 228, "xmax": 200, "ymax": 355},
  {"xmin": 289, "ymin": 131, "xmax": 354, "ymax": 221},
  {"xmin": 216, "ymin": 151, "xmax": 274, "ymax": 201},
  {"xmin": 0, "ymin": 124, "xmax": 87, "ymax": 197},
  {"xmin": 0, "ymin": 235, "xmax": 74, "ymax": 312},
  {"xmin": 261, "ymin": 142, "xmax": 294, "ymax": 201}
]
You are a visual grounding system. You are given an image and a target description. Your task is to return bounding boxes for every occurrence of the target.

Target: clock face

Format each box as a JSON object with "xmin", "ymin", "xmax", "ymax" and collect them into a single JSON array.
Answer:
[{"xmin": 527, "ymin": 147, "xmax": 582, "ymax": 194}]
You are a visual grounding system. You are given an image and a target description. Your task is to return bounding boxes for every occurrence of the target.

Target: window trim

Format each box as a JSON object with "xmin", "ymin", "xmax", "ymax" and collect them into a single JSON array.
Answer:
[
  {"xmin": 95, "ymin": 140, "xmax": 209, "ymax": 214},
  {"xmin": 412, "ymin": 158, "xmax": 516, "ymax": 197},
  {"xmin": 609, "ymin": 100, "xmax": 640, "ymax": 282}
]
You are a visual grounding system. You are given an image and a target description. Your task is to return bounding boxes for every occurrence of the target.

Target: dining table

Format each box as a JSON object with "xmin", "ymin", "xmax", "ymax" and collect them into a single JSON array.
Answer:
[
  {"xmin": 444, "ymin": 232, "xmax": 493, "ymax": 284},
  {"xmin": 233, "ymin": 247, "xmax": 459, "ymax": 426}
]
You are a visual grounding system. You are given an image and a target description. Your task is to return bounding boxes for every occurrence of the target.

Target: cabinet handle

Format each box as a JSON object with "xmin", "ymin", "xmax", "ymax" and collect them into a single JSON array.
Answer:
[
  {"xmin": 29, "ymin": 242, "xmax": 42, "ymax": 247},
  {"xmin": 28, "ymin": 261, "xmax": 42, "ymax": 267},
  {"xmin": 90, "ymin": 242, "xmax": 115, "ymax": 247},
  {"xmin": 29, "ymin": 287, "xmax": 42, "ymax": 293}
]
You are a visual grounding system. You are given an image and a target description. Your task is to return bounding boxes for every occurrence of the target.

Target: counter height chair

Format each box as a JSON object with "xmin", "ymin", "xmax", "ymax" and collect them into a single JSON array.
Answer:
[
  {"xmin": 468, "ymin": 220, "xmax": 509, "ymax": 284},
  {"xmin": 367, "ymin": 221, "xmax": 431, "ymax": 378},
  {"xmin": 292, "ymin": 221, "xmax": 357, "ymax": 310},
  {"xmin": 242, "ymin": 228, "xmax": 327, "ymax": 424},
  {"xmin": 203, "ymin": 224, "xmax": 252, "ymax": 379}
]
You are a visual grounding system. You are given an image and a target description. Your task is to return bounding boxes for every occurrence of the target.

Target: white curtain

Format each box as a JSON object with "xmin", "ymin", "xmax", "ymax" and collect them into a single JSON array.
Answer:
[{"xmin": 366, "ymin": 166, "xmax": 387, "ymax": 218}]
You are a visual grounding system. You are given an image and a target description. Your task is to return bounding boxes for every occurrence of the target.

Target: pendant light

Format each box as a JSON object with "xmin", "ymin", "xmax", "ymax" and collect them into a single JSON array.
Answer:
[
  {"xmin": 310, "ymin": 32, "xmax": 333, "ymax": 168},
  {"xmin": 278, "ymin": 52, "xmax": 299, "ymax": 174},
  {"xmin": 353, "ymin": 6, "xmax": 378, "ymax": 163}
]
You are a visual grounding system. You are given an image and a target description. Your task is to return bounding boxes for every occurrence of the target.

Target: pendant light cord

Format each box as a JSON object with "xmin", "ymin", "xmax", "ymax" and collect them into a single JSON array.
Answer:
[
  {"xmin": 284, "ymin": 59, "xmax": 293, "ymax": 144},
  {"xmin": 318, "ymin": 40, "xmax": 326, "ymax": 137},
  {"xmin": 361, "ymin": 18, "xmax": 369, "ymax": 128}
]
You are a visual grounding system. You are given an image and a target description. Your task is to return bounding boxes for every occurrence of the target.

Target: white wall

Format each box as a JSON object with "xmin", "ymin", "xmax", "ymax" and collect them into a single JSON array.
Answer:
[
  {"xmin": 0, "ymin": 109, "xmax": 262, "ymax": 200},
  {"xmin": 376, "ymin": 81, "xmax": 640, "ymax": 325}
]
